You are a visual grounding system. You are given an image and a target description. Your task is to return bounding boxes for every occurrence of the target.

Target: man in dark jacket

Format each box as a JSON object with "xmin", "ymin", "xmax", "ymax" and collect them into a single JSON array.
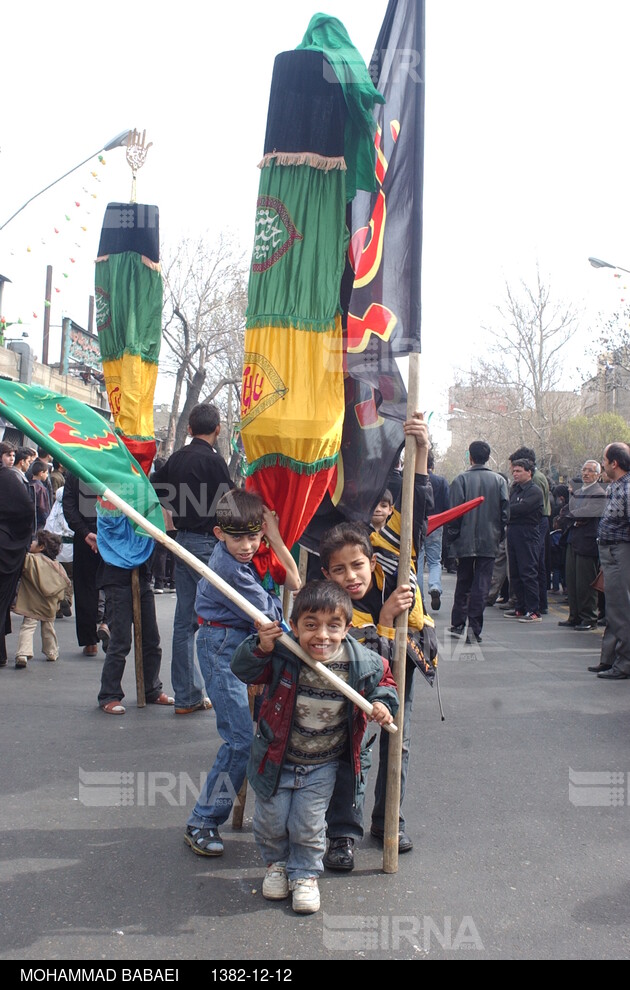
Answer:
[
  {"xmin": 151, "ymin": 403, "xmax": 232, "ymax": 714},
  {"xmin": 0, "ymin": 465, "xmax": 36, "ymax": 666},
  {"xmin": 448, "ymin": 440, "xmax": 509, "ymax": 643},
  {"xmin": 63, "ymin": 472, "xmax": 106, "ymax": 656},
  {"xmin": 558, "ymin": 460, "xmax": 606, "ymax": 630},
  {"xmin": 504, "ymin": 458, "xmax": 544, "ymax": 622}
]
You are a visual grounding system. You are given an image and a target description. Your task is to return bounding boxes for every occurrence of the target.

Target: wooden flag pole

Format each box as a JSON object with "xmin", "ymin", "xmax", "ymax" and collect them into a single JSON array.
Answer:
[
  {"xmin": 383, "ymin": 352, "xmax": 421, "ymax": 874},
  {"xmin": 231, "ymin": 686, "xmax": 258, "ymax": 828},
  {"xmin": 100, "ymin": 490, "xmax": 397, "ymax": 734},
  {"xmin": 131, "ymin": 567, "xmax": 146, "ymax": 707}
]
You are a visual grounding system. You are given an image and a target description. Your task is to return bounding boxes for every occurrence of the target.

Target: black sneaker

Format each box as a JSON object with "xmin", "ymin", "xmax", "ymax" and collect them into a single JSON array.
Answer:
[
  {"xmin": 184, "ymin": 825, "xmax": 224, "ymax": 856},
  {"xmin": 370, "ymin": 825, "xmax": 413, "ymax": 853},
  {"xmin": 430, "ymin": 589, "xmax": 441, "ymax": 611},
  {"xmin": 449, "ymin": 624, "xmax": 466, "ymax": 637},
  {"xmin": 466, "ymin": 632, "xmax": 483, "ymax": 644}
]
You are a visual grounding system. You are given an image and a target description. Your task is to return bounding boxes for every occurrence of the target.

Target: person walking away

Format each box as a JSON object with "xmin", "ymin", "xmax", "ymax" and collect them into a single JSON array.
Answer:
[
  {"xmin": 448, "ymin": 440, "xmax": 509, "ymax": 643},
  {"xmin": 12, "ymin": 530, "xmax": 70, "ymax": 667}
]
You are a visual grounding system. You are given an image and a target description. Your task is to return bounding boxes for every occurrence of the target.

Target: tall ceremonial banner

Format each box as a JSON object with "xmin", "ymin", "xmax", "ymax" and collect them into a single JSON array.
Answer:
[
  {"xmin": 95, "ymin": 202, "xmax": 162, "ymax": 476},
  {"xmin": 94, "ymin": 197, "xmax": 163, "ymax": 566},
  {"xmin": 241, "ymin": 15, "xmax": 384, "ymax": 549},
  {"xmin": 0, "ymin": 379, "xmax": 165, "ymax": 541},
  {"xmin": 335, "ymin": 0, "xmax": 426, "ymax": 523}
]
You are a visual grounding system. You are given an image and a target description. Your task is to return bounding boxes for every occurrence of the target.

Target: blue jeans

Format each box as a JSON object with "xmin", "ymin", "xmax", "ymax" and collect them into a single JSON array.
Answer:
[
  {"xmin": 419, "ymin": 529, "xmax": 443, "ymax": 598},
  {"xmin": 171, "ymin": 530, "xmax": 216, "ymax": 710},
  {"xmin": 187, "ymin": 625, "xmax": 253, "ymax": 828},
  {"xmin": 253, "ymin": 760, "xmax": 339, "ymax": 880}
]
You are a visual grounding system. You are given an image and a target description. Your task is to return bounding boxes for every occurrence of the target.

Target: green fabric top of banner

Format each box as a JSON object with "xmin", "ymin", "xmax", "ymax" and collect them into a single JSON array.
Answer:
[
  {"xmin": 95, "ymin": 251, "xmax": 163, "ymax": 364},
  {"xmin": 246, "ymin": 161, "xmax": 347, "ymax": 326},
  {"xmin": 297, "ymin": 13, "xmax": 384, "ymax": 201},
  {"xmin": 0, "ymin": 380, "xmax": 165, "ymax": 535}
]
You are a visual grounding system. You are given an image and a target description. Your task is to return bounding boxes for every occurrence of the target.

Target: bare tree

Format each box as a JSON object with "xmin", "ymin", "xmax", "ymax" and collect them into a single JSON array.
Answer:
[
  {"xmin": 591, "ymin": 305, "xmax": 630, "ymax": 376},
  {"xmin": 550, "ymin": 412, "xmax": 630, "ymax": 479},
  {"xmin": 160, "ymin": 233, "xmax": 248, "ymax": 454},
  {"xmin": 454, "ymin": 268, "xmax": 580, "ymax": 472}
]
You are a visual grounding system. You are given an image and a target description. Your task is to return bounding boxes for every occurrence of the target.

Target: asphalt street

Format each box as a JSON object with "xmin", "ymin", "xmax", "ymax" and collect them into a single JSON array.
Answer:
[{"xmin": 1, "ymin": 573, "xmax": 630, "ymax": 964}]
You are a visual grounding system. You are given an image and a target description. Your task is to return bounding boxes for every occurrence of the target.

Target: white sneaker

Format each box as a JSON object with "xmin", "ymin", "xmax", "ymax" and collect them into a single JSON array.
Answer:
[
  {"xmin": 289, "ymin": 877, "xmax": 320, "ymax": 914},
  {"xmin": 15, "ymin": 656, "xmax": 28, "ymax": 669},
  {"xmin": 262, "ymin": 862, "xmax": 289, "ymax": 900}
]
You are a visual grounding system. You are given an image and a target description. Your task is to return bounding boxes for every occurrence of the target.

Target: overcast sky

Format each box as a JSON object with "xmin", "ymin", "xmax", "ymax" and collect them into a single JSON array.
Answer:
[{"xmin": 2, "ymin": 0, "xmax": 630, "ymax": 449}]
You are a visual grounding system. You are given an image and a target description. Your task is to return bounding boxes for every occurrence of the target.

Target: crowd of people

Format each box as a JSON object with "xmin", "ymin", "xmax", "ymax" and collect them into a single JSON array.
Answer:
[
  {"xmin": 437, "ymin": 441, "xmax": 630, "ymax": 688},
  {"xmin": 1, "ymin": 412, "xmax": 629, "ymax": 916}
]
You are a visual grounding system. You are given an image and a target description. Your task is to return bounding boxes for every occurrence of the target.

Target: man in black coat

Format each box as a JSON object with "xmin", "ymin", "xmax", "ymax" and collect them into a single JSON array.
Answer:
[
  {"xmin": 62, "ymin": 473, "xmax": 105, "ymax": 656},
  {"xmin": 0, "ymin": 465, "xmax": 36, "ymax": 666},
  {"xmin": 504, "ymin": 458, "xmax": 544, "ymax": 622},
  {"xmin": 448, "ymin": 441, "xmax": 509, "ymax": 642},
  {"xmin": 558, "ymin": 460, "xmax": 606, "ymax": 631}
]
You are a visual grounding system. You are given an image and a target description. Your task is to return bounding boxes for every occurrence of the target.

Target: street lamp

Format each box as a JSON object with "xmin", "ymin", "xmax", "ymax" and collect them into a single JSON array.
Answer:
[
  {"xmin": 0, "ymin": 129, "xmax": 132, "ymax": 233},
  {"xmin": 588, "ymin": 256, "xmax": 630, "ymax": 275}
]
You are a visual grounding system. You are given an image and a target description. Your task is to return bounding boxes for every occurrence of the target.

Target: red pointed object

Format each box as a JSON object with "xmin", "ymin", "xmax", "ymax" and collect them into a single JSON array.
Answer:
[{"xmin": 426, "ymin": 496, "xmax": 484, "ymax": 535}]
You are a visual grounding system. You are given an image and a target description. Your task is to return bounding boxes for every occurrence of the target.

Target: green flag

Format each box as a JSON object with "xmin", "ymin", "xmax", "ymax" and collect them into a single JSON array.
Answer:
[{"xmin": 0, "ymin": 379, "xmax": 164, "ymax": 535}]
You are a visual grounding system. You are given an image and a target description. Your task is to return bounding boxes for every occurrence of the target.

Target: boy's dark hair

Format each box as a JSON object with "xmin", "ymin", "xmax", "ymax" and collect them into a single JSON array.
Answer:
[
  {"xmin": 35, "ymin": 528, "xmax": 62, "ymax": 560},
  {"xmin": 469, "ymin": 440, "xmax": 490, "ymax": 465},
  {"xmin": 37, "ymin": 447, "xmax": 50, "ymax": 459},
  {"xmin": 427, "ymin": 449, "xmax": 435, "ymax": 471},
  {"xmin": 291, "ymin": 580, "xmax": 353, "ymax": 624},
  {"xmin": 216, "ymin": 488, "xmax": 264, "ymax": 534},
  {"xmin": 510, "ymin": 446, "xmax": 536, "ymax": 465},
  {"xmin": 0, "ymin": 440, "xmax": 15, "ymax": 456},
  {"xmin": 31, "ymin": 458, "xmax": 49, "ymax": 477},
  {"xmin": 511, "ymin": 458, "xmax": 534, "ymax": 475},
  {"xmin": 377, "ymin": 489, "xmax": 394, "ymax": 506},
  {"xmin": 15, "ymin": 446, "xmax": 35, "ymax": 464},
  {"xmin": 188, "ymin": 403, "xmax": 220, "ymax": 437},
  {"xmin": 319, "ymin": 522, "xmax": 373, "ymax": 572}
]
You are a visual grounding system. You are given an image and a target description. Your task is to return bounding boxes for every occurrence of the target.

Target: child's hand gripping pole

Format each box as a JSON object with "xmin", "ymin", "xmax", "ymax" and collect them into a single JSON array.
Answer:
[{"xmin": 102, "ymin": 485, "xmax": 397, "ymax": 734}]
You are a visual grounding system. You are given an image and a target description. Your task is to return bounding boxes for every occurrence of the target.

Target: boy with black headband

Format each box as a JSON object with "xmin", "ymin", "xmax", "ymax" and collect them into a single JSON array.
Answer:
[{"xmin": 184, "ymin": 488, "xmax": 301, "ymax": 858}]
